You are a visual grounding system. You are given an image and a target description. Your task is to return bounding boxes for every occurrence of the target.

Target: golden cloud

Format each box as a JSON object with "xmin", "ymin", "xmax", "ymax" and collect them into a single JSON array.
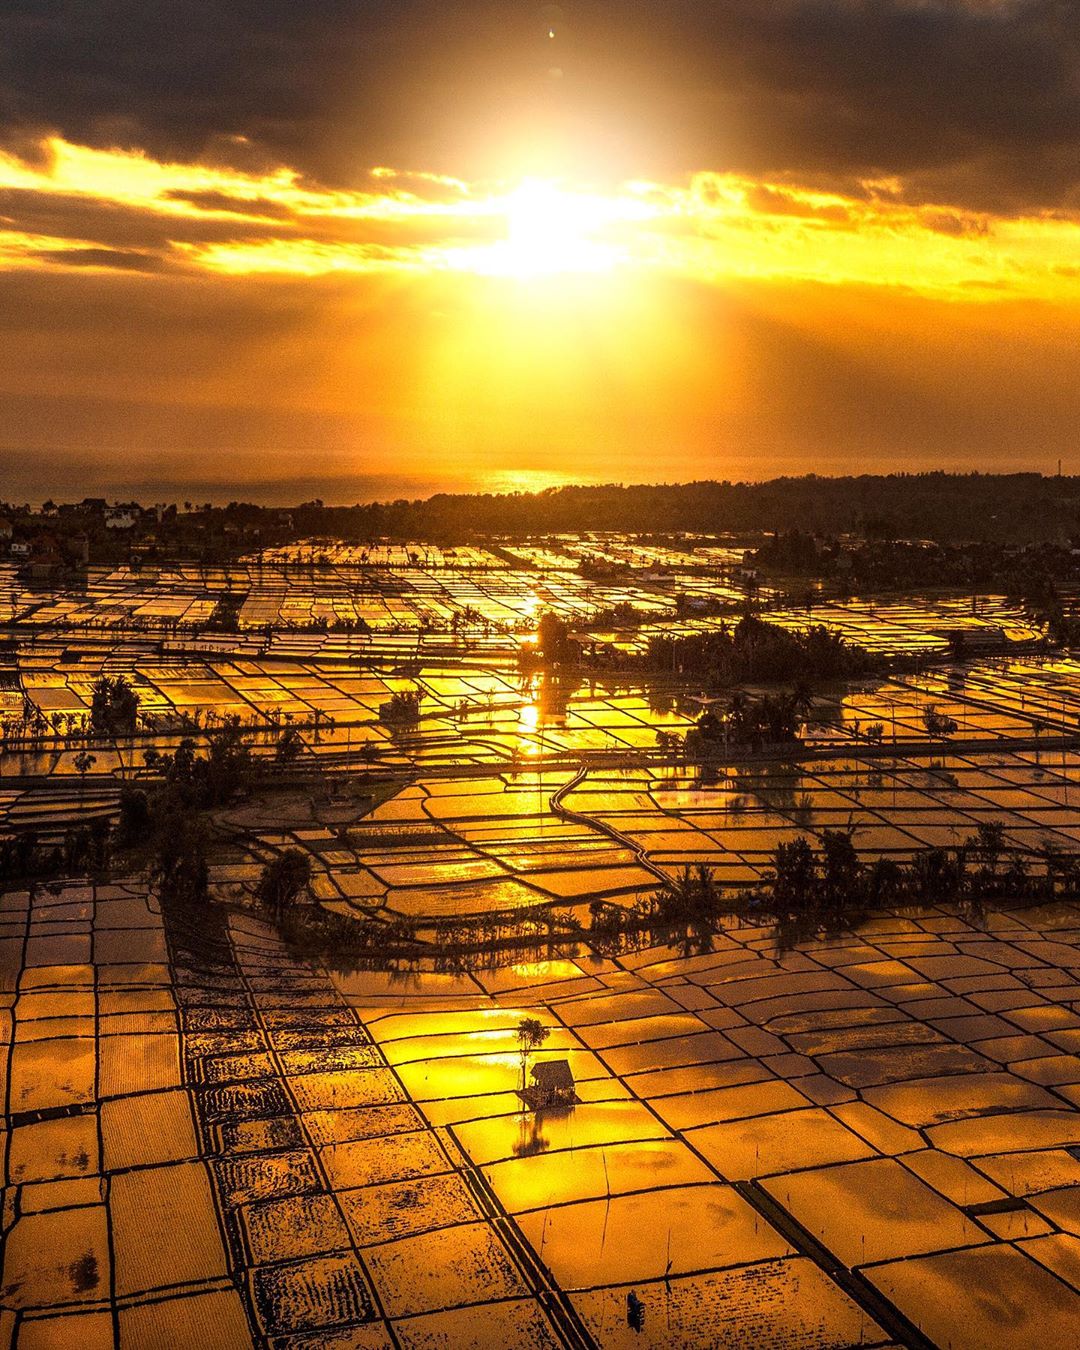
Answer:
[{"xmin": 0, "ymin": 137, "xmax": 1079, "ymax": 300}]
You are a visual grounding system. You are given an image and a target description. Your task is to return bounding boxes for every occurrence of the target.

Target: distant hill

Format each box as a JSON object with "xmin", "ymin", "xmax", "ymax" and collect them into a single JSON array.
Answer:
[{"xmin": 277, "ymin": 472, "xmax": 1080, "ymax": 545}]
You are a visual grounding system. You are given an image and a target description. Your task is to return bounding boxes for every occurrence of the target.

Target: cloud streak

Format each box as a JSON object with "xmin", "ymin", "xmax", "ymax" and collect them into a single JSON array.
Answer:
[{"xmin": 1, "ymin": 137, "xmax": 1080, "ymax": 299}]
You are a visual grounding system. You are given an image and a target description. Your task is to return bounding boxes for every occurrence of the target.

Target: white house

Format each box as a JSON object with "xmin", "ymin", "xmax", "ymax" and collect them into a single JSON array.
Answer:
[{"xmin": 105, "ymin": 507, "xmax": 139, "ymax": 530}]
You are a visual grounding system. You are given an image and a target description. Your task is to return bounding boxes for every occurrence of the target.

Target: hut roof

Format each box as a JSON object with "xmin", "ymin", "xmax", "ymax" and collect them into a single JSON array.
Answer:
[{"xmin": 532, "ymin": 1059, "xmax": 574, "ymax": 1088}]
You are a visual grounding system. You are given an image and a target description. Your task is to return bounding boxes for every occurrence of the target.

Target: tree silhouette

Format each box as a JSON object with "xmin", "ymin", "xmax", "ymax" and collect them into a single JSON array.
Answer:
[
  {"xmin": 89, "ymin": 675, "xmax": 140, "ymax": 736},
  {"xmin": 257, "ymin": 849, "xmax": 312, "ymax": 918},
  {"xmin": 73, "ymin": 750, "xmax": 96, "ymax": 795},
  {"xmin": 516, "ymin": 1017, "xmax": 550, "ymax": 1096},
  {"xmin": 275, "ymin": 726, "xmax": 304, "ymax": 764}
]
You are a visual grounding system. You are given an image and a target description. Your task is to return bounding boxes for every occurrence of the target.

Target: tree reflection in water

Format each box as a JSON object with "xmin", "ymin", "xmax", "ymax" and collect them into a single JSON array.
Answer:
[{"xmin": 513, "ymin": 1112, "xmax": 552, "ymax": 1158}]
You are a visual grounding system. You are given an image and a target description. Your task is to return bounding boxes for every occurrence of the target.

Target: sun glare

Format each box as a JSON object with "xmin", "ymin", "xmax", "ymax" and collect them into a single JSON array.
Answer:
[
  {"xmin": 504, "ymin": 180, "xmax": 611, "ymax": 276},
  {"xmin": 466, "ymin": 178, "xmax": 624, "ymax": 278}
]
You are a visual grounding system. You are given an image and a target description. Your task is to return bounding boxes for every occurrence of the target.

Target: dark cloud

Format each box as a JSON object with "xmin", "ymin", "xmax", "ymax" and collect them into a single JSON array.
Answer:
[
  {"xmin": 0, "ymin": 186, "xmax": 289, "ymax": 251},
  {"xmin": 36, "ymin": 245, "xmax": 168, "ymax": 270},
  {"xmin": 918, "ymin": 208, "xmax": 991, "ymax": 237},
  {"xmin": 0, "ymin": 182, "xmax": 502, "ymax": 266},
  {"xmin": 162, "ymin": 189, "xmax": 297, "ymax": 219},
  {"xmin": 1, "ymin": 2, "xmax": 1079, "ymax": 209}
]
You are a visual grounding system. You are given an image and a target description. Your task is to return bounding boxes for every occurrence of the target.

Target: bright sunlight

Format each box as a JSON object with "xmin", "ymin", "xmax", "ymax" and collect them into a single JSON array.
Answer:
[{"xmin": 453, "ymin": 178, "xmax": 639, "ymax": 278}]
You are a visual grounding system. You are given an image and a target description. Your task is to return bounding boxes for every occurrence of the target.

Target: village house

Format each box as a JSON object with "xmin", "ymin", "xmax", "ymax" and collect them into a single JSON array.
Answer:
[
  {"xmin": 529, "ymin": 1059, "xmax": 577, "ymax": 1108},
  {"xmin": 105, "ymin": 505, "xmax": 139, "ymax": 530}
]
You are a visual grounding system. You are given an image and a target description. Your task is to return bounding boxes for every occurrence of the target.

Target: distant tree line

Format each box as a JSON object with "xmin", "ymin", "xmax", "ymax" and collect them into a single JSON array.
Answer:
[
  {"xmin": 0, "ymin": 820, "xmax": 113, "ymax": 886},
  {"xmin": 184, "ymin": 473, "xmax": 1080, "ymax": 546},
  {"xmin": 0, "ymin": 715, "xmax": 312, "ymax": 904},
  {"xmin": 641, "ymin": 614, "xmax": 874, "ymax": 684},
  {"xmin": 683, "ymin": 686, "xmax": 815, "ymax": 754},
  {"xmin": 585, "ymin": 819, "xmax": 1080, "ymax": 958},
  {"xmin": 12, "ymin": 473, "xmax": 1080, "ymax": 566},
  {"xmin": 752, "ymin": 531, "xmax": 1080, "ymax": 638}
]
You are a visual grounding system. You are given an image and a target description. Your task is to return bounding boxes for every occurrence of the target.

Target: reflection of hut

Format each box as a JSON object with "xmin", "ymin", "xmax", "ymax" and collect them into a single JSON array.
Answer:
[{"xmin": 530, "ymin": 1059, "xmax": 577, "ymax": 1108}]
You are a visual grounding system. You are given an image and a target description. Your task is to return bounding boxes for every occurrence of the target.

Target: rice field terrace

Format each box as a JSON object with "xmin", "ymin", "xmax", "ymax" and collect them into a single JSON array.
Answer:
[
  {"xmin": 2, "ymin": 536, "xmax": 1079, "ymax": 1347},
  {"xmin": 5, "ymin": 886, "xmax": 1080, "ymax": 1347}
]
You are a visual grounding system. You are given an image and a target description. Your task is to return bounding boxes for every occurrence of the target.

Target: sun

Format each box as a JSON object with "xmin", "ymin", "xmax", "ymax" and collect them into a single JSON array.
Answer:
[
  {"xmin": 505, "ymin": 180, "xmax": 607, "ymax": 275},
  {"xmin": 438, "ymin": 176, "xmax": 662, "ymax": 280},
  {"xmin": 483, "ymin": 178, "xmax": 620, "ymax": 278}
]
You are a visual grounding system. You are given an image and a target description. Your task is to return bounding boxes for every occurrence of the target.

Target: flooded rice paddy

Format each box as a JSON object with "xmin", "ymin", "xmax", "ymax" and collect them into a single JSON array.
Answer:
[
  {"xmin": 3, "ymin": 887, "xmax": 1080, "ymax": 1345},
  {"xmin": 1, "ymin": 537, "xmax": 1078, "ymax": 1345}
]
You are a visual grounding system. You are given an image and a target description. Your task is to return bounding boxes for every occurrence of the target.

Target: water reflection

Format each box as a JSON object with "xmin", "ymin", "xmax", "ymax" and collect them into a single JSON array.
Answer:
[
  {"xmin": 513, "ymin": 1113, "xmax": 553, "ymax": 1158},
  {"xmin": 294, "ymin": 879, "xmax": 1080, "ymax": 979}
]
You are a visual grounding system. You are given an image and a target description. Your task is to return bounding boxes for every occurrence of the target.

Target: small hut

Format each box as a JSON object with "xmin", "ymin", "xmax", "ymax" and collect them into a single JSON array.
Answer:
[{"xmin": 530, "ymin": 1059, "xmax": 577, "ymax": 1108}]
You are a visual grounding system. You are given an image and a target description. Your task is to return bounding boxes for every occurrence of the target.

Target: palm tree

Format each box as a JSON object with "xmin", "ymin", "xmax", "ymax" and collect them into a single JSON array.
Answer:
[
  {"xmin": 1034, "ymin": 837, "xmax": 1064, "ymax": 898},
  {"xmin": 656, "ymin": 864, "xmax": 721, "ymax": 920},
  {"xmin": 73, "ymin": 750, "xmax": 96, "ymax": 797},
  {"xmin": 516, "ymin": 1017, "xmax": 550, "ymax": 1097},
  {"xmin": 727, "ymin": 691, "xmax": 750, "ymax": 744},
  {"xmin": 791, "ymin": 681, "xmax": 815, "ymax": 722}
]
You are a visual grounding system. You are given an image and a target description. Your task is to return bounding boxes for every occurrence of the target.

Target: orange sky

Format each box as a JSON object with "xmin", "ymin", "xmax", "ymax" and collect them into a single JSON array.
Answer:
[{"xmin": 2, "ymin": 135, "xmax": 1080, "ymax": 500}]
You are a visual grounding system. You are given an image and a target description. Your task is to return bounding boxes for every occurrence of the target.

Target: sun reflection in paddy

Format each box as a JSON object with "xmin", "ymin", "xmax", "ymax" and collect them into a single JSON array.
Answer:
[{"xmin": 517, "ymin": 700, "xmax": 543, "ymax": 756}]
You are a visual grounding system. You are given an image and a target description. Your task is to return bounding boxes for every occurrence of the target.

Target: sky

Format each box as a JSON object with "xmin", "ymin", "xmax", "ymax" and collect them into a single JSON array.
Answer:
[{"xmin": 3, "ymin": 0, "xmax": 1080, "ymax": 503}]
